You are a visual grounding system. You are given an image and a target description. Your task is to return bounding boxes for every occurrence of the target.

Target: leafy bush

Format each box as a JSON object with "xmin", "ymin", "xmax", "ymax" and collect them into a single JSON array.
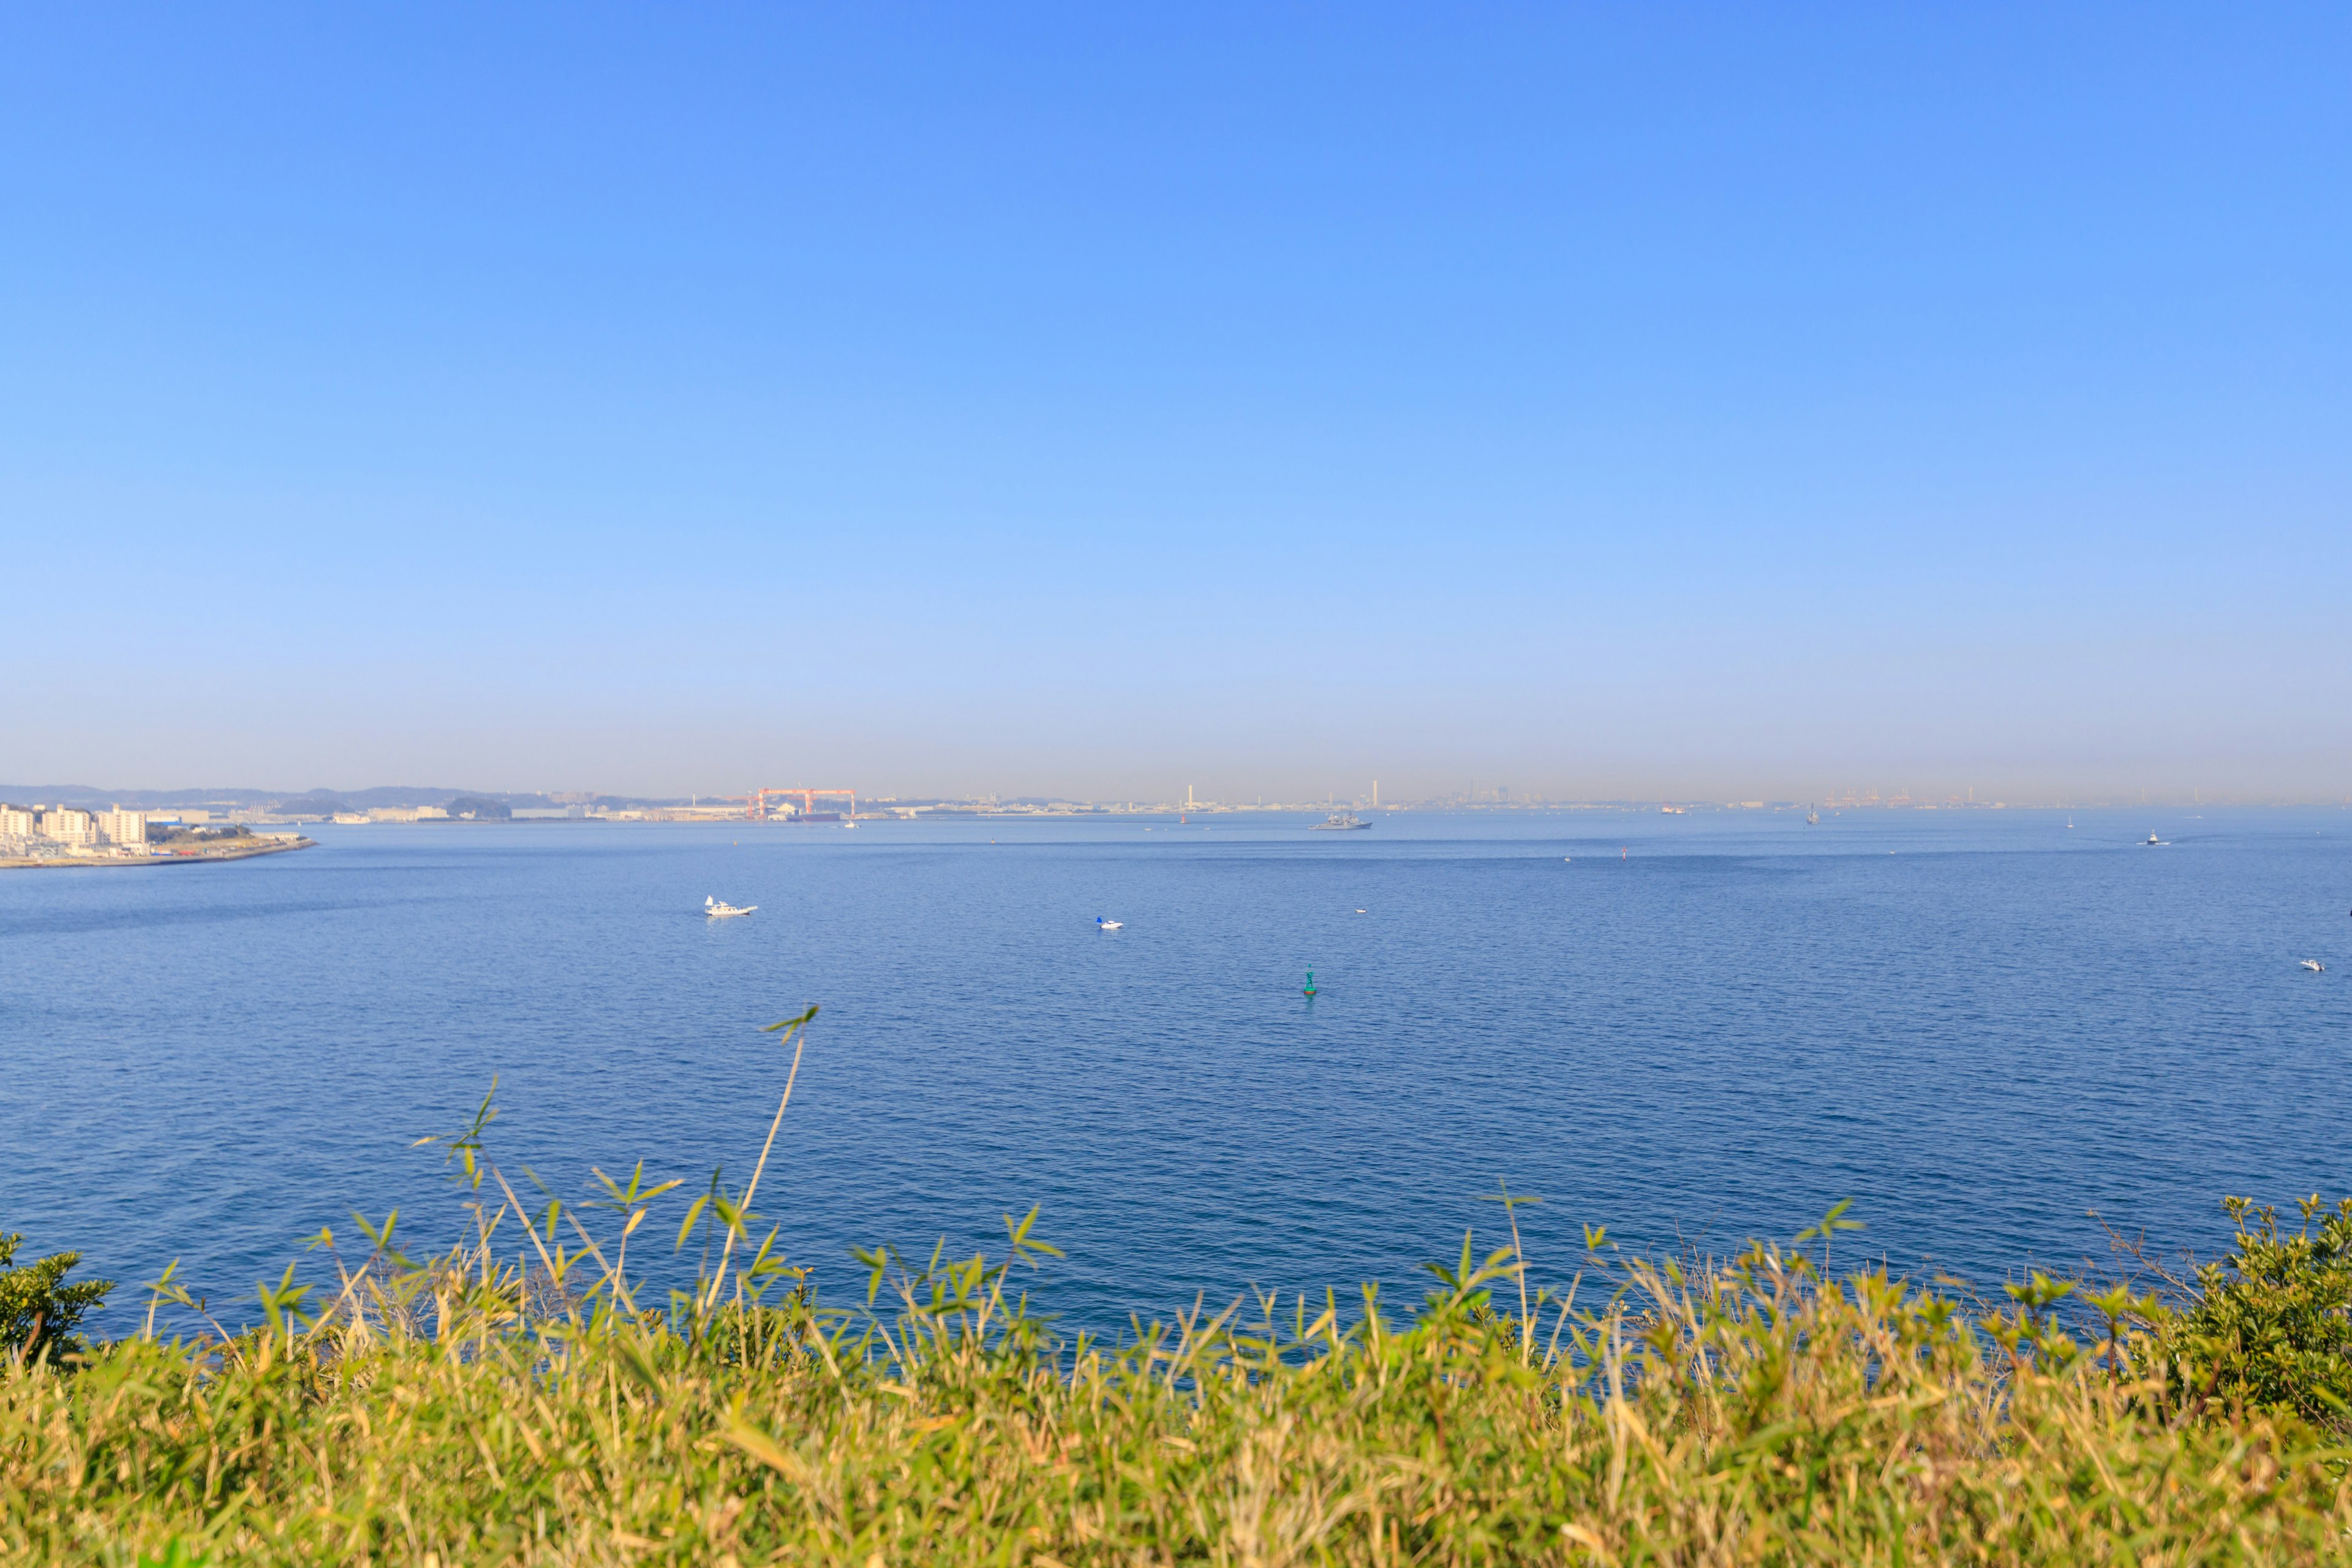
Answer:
[
  {"xmin": 2146, "ymin": 1194, "xmax": 2352, "ymax": 1429},
  {"xmin": 0, "ymin": 1233, "xmax": 113, "ymax": 1369}
]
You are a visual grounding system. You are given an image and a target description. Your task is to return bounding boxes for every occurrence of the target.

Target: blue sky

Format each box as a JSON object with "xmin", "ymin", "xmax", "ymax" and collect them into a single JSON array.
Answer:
[{"xmin": 3, "ymin": 5, "xmax": 2345, "ymax": 801}]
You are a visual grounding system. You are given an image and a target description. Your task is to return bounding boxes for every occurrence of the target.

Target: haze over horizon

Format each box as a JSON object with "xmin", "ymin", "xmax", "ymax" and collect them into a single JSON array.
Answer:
[
  {"xmin": 4, "ymin": 6, "xmax": 2346, "ymax": 803},
  {"xmin": 0, "ymin": 778, "xmax": 2336, "ymax": 816}
]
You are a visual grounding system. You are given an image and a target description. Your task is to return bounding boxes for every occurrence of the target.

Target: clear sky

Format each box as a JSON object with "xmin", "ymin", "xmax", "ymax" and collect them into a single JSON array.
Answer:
[{"xmin": 3, "ymin": 6, "xmax": 2345, "ymax": 802}]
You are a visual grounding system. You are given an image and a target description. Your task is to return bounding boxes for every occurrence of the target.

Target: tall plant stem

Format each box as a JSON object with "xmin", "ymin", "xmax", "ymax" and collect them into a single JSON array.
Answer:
[{"xmin": 707, "ymin": 1009, "xmax": 814, "ymax": 1311}]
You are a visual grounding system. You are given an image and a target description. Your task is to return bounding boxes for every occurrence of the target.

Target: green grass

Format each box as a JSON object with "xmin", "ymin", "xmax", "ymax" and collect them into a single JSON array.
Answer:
[{"xmin": 6, "ymin": 1009, "xmax": 2350, "ymax": 1564}]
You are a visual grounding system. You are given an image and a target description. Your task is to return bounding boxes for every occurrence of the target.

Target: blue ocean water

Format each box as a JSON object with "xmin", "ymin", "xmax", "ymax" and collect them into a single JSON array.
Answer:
[{"xmin": 3, "ymin": 808, "xmax": 2347, "ymax": 1335}]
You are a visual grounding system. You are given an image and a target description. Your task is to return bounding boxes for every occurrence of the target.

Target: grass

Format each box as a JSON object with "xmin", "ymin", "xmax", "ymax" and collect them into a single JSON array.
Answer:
[{"xmin": 6, "ymin": 1008, "xmax": 2350, "ymax": 1565}]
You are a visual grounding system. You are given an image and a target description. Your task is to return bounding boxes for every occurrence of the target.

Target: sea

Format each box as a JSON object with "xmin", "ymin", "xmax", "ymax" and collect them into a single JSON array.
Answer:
[{"xmin": 4, "ymin": 808, "xmax": 2347, "ymax": 1337}]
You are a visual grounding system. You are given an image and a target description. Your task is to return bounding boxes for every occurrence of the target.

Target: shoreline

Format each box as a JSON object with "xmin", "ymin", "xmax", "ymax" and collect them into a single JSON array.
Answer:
[{"xmin": 0, "ymin": 837, "xmax": 314, "ymax": 870}]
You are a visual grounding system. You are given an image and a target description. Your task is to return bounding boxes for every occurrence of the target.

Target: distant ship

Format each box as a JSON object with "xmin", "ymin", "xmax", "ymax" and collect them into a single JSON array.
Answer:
[
  {"xmin": 705, "ymin": 896, "xmax": 756, "ymax": 918},
  {"xmin": 1806, "ymin": 805, "xmax": 1819, "ymax": 826},
  {"xmin": 2301, "ymin": 959, "xmax": 2325, "ymax": 973},
  {"xmin": 1311, "ymin": 812, "xmax": 1371, "ymax": 831}
]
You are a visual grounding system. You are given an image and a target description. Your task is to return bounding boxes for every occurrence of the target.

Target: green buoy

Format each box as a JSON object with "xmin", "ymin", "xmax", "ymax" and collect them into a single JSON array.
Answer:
[{"xmin": 1303, "ymin": 969, "xmax": 1317, "ymax": 997}]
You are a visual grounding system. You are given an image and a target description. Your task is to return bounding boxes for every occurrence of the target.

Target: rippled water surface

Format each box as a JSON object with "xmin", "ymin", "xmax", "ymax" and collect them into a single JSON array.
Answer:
[{"xmin": 5, "ymin": 809, "xmax": 2348, "ymax": 1333}]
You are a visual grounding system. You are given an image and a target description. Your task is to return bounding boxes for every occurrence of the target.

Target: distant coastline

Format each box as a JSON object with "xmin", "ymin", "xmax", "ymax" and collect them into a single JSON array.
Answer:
[{"xmin": 0, "ymin": 835, "xmax": 313, "ymax": 871}]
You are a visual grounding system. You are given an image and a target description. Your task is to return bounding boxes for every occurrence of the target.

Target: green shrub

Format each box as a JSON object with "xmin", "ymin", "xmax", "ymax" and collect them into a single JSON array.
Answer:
[
  {"xmin": 2148, "ymin": 1194, "xmax": 2352, "ymax": 1429},
  {"xmin": 0, "ymin": 1233, "xmax": 112, "ymax": 1369}
]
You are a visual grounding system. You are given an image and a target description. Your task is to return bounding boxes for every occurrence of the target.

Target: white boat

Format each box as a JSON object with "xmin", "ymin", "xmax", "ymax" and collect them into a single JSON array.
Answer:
[
  {"xmin": 1096, "ymin": 917, "xmax": 1123, "ymax": 930},
  {"xmin": 706, "ymin": 896, "xmax": 757, "ymax": 918},
  {"xmin": 2143, "ymin": 833, "xmax": 2164, "ymax": 846},
  {"xmin": 1311, "ymin": 812, "xmax": 1371, "ymax": 831},
  {"xmin": 2302, "ymin": 959, "xmax": 2326, "ymax": 973}
]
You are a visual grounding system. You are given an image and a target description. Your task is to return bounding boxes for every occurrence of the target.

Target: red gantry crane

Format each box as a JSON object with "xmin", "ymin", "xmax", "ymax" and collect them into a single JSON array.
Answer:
[{"xmin": 741, "ymin": 788, "xmax": 856, "ymax": 823}]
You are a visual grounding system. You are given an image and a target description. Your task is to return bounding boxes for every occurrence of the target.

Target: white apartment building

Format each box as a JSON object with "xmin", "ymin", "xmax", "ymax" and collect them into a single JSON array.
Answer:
[
  {"xmin": 39, "ymin": 808, "xmax": 96, "ymax": 846},
  {"xmin": 0, "ymin": 805, "xmax": 34, "ymax": 839},
  {"xmin": 96, "ymin": 809, "xmax": 148, "ymax": 847}
]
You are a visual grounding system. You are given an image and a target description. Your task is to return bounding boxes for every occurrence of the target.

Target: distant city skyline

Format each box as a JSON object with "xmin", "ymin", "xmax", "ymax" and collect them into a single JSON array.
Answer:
[{"xmin": 4, "ymin": 7, "xmax": 2346, "ymax": 800}]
